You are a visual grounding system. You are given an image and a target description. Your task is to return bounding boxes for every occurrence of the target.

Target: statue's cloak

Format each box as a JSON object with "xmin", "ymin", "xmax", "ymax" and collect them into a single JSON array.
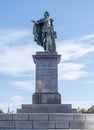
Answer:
[{"xmin": 33, "ymin": 22, "xmax": 44, "ymax": 47}]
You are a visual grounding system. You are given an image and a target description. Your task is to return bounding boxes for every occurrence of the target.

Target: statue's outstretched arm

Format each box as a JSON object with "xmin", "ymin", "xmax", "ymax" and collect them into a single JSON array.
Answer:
[{"xmin": 31, "ymin": 20, "xmax": 38, "ymax": 24}]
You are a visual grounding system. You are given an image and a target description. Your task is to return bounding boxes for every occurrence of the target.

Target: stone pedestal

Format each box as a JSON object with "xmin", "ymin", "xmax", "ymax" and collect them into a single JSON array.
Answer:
[
  {"xmin": 17, "ymin": 52, "xmax": 76, "ymax": 113},
  {"xmin": 32, "ymin": 52, "xmax": 61, "ymax": 104}
]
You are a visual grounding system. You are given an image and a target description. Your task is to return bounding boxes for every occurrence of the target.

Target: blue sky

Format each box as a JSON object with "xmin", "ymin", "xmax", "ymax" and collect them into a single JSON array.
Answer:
[{"xmin": 0, "ymin": 0, "xmax": 94, "ymax": 112}]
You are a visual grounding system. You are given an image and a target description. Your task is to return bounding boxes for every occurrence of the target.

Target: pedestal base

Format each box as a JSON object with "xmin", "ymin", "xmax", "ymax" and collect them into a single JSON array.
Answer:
[
  {"xmin": 1, "ymin": 113, "xmax": 94, "ymax": 129},
  {"xmin": 32, "ymin": 93, "xmax": 61, "ymax": 104},
  {"xmin": 17, "ymin": 104, "xmax": 76, "ymax": 113}
]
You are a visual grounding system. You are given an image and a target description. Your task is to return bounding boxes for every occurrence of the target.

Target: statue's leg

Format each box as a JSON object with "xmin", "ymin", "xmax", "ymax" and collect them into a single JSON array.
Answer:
[{"xmin": 46, "ymin": 39, "xmax": 49, "ymax": 52}]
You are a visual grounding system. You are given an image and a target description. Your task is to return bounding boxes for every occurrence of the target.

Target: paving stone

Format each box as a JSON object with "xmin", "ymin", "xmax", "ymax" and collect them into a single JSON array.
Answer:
[
  {"xmin": 70, "ymin": 121, "xmax": 86, "ymax": 129},
  {"xmin": 73, "ymin": 114, "xmax": 86, "ymax": 121},
  {"xmin": 49, "ymin": 113, "xmax": 73, "ymax": 121},
  {"xmin": 5, "ymin": 129, "xmax": 47, "ymax": 130},
  {"xmin": 86, "ymin": 114, "xmax": 94, "ymax": 121},
  {"xmin": 56, "ymin": 121, "xmax": 69, "ymax": 129},
  {"xmin": 15, "ymin": 121, "xmax": 32, "ymax": 128},
  {"xmin": 48, "ymin": 129, "xmax": 71, "ymax": 130},
  {"xmin": 0, "ymin": 114, "xmax": 12, "ymax": 120},
  {"xmin": 33, "ymin": 121, "xmax": 55, "ymax": 129},
  {"xmin": 29, "ymin": 113, "xmax": 48, "ymax": 121},
  {"xmin": 13, "ymin": 113, "xmax": 28, "ymax": 121},
  {"xmin": 0, "ymin": 121, "xmax": 14, "ymax": 128},
  {"xmin": 85, "ymin": 121, "xmax": 94, "ymax": 129}
]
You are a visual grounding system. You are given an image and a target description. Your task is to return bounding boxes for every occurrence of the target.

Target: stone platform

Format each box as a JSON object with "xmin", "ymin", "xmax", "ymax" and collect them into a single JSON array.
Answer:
[
  {"xmin": 0, "ymin": 113, "xmax": 94, "ymax": 129},
  {"xmin": 17, "ymin": 52, "xmax": 76, "ymax": 114},
  {"xmin": 17, "ymin": 104, "xmax": 76, "ymax": 113}
]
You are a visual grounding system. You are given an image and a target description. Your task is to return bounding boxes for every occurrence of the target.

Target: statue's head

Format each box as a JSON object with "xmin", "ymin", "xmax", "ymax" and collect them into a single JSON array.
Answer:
[{"xmin": 44, "ymin": 11, "xmax": 49, "ymax": 18}]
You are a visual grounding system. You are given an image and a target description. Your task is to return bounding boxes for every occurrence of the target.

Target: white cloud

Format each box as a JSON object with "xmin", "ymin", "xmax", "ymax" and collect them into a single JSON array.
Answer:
[
  {"xmin": 0, "ymin": 29, "xmax": 32, "ymax": 45},
  {"xmin": 0, "ymin": 29, "xmax": 94, "ymax": 81},
  {"xmin": 57, "ymin": 41, "xmax": 94, "ymax": 61},
  {"xmin": 59, "ymin": 63, "xmax": 88, "ymax": 80},
  {"xmin": 11, "ymin": 95, "xmax": 24, "ymax": 103},
  {"xmin": 0, "ymin": 95, "xmax": 25, "ymax": 113},
  {"xmin": 11, "ymin": 80, "xmax": 35, "ymax": 91},
  {"xmin": 81, "ymin": 34, "xmax": 94, "ymax": 40},
  {"xmin": 56, "ymin": 35, "xmax": 94, "ymax": 80},
  {"xmin": 0, "ymin": 44, "xmax": 43, "ymax": 76},
  {"xmin": 0, "ymin": 29, "xmax": 43, "ymax": 76},
  {"xmin": 0, "ymin": 45, "xmax": 33, "ymax": 74}
]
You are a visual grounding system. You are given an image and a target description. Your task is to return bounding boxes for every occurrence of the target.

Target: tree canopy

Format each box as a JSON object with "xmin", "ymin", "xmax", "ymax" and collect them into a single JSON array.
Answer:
[{"xmin": 0, "ymin": 109, "xmax": 4, "ymax": 114}]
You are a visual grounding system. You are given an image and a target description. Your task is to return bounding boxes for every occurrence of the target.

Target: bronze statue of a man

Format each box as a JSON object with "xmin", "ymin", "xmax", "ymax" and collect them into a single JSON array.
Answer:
[{"xmin": 32, "ymin": 11, "xmax": 57, "ymax": 52}]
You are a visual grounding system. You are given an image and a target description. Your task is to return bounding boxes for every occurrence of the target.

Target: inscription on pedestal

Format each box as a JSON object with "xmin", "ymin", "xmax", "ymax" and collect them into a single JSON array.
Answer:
[{"xmin": 36, "ymin": 66, "xmax": 57, "ymax": 93}]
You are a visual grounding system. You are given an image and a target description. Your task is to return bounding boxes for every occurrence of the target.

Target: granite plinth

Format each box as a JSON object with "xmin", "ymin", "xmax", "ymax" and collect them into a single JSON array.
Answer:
[
  {"xmin": 32, "ymin": 52, "xmax": 61, "ymax": 104},
  {"xmin": 33, "ymin": 52, "xmax": 61, "ymax": 94},
  {"xmin": 17, "ymin": 104, "xmax": 76, "ymax": 113}
]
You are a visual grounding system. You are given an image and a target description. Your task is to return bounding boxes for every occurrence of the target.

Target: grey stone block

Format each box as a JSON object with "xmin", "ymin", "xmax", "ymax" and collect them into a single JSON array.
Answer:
[
  {"xmin": 15, "ymin": 121, "xmax": 32, "ymax": 128},
  {"xmin": 13, "ymin": 113, "xmax": 28, "ymax": 121},
  {"xmin": 73, "ymin": 114, "xmax": 86, "ymax": 121},
  {"xmin": 5, "ymin": 129, "xmax": 35, "ymax": 130},
  {"xmin": 17, "ymin": 104, "xmax": 75, "ymax": 113},
  {"xmin": 18, "ymin": 108, "xmax": 76, "ymax": 113},
  {"xmin": 5, "ymin": 129, "xmax": 37, "ymax": 130},
  {"xmin": 48, "ymin": 129, "xmax": 71, "ymax": 130},
  {"xmin": 4, "ymin": 129, "xmax": 28, "ymax": 130},
  {"xmin": 48, "ymin": 129, "xmax": 70, "ymax": 130},
  {"xmin": 33, "ymin": 121, "xmax": 55, "ymax": 129},
  {"xmin": 11, "ymin": 129, "xmax": 48, "ymax": 130},
  {"xmin": 29, "ymin": 113, "xmax": 48, "ymax": 121},
  {"xmin": 49, "ymin": 113, "xmax": 73, "ymax": 121},
  {"xmin": 32, "ymin": 93, "xmax": 61, "ymax": 104},
  {"xmin": 0, "ymin": 121, "xmax": 14, "ymax": 128},
  {"xmin": 56, "ymin": 121, "xmax": 69, "ymax": 129},
  {"xmin": 0, "ymin": 114, "xmax": 12, "ymax": 120},
  {"xmin": 86, "ymin": 114, "xmax": 94, "ymax": 121},
  {"xmin": 22, "ymin": 104, "xmax": 72, "ymax": 109},
  {"xmin": 85, "ymin": 121, "xmax": 94, "ymax": 129},
  {"xmin": 70, "ymin": 121, "xmax": 86, "ymax": 129}
]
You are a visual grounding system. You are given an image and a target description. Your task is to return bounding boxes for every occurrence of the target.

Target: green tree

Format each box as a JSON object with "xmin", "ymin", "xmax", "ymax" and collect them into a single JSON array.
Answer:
[
  {"xmin": 0, "ymin": 109, "xmax": 4, "ymax": 114},
  {"xmin": 80, "ymin": 108, "xmax": 87, "ymax": 113},
  {"xmin": 76, "ymin": 107, "xmax": 88, "ymax": 113},
  {"xmin": 87, "ymin": 108, "xmax": 94, "ymax": 113},
  {"xmin": 76, "ymin": 107, "xmax": 94, "ymax": 114}
]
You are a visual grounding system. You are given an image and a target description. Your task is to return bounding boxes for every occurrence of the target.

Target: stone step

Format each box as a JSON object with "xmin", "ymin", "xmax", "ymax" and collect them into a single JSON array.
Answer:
[
  {"xmin": 0, "ymin": 113, "xmax": 94, "ymax": 121},
  {"xmin": 17, "ymin": 104, "xmax": 77, "ymax": 113},
  {"xmin": 17, "ymin": 108, "xmax": 76, "ymax": 113},
  {"xmin": 22, "ymin": 104, "xmax": 72, "ymax": 109},
  {"xmin": 0, "ymin": 113, "xmax": 94, "ymax": 129},
  {"xmin": 0, "ymin": 120, "xmax": 94, "ymax": 129}
]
